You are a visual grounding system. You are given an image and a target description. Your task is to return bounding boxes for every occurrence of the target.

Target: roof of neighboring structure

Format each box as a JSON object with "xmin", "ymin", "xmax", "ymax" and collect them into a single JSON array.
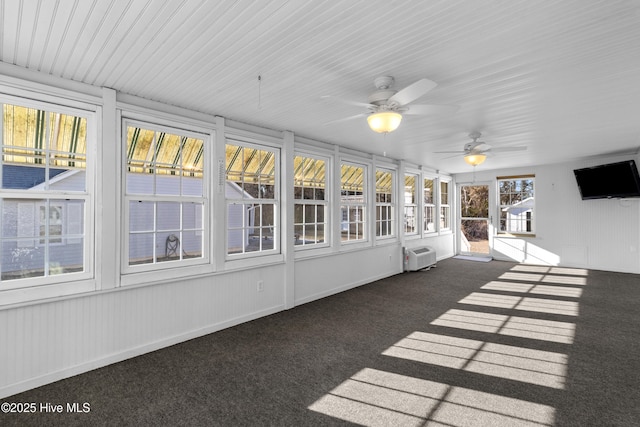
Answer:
[{"xmin": 2, "ymin": 165, "xmax": 66, "ymax": 189}]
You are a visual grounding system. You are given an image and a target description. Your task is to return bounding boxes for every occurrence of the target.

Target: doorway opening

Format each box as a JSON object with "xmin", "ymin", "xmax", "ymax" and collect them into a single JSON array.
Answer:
[{"xmin": 459, "ymin": 183, "xmax": 491, "ymax": 256}]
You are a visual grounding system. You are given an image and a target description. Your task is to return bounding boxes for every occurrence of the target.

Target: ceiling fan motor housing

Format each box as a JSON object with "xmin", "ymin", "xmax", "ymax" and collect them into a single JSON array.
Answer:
[
  {"xmin": 368, "ymin": 89, "xmax": 397, "ymax": 107},
  {"xmin": 368, "ymin": 76, "xmax": 398, "ymax": 109}
]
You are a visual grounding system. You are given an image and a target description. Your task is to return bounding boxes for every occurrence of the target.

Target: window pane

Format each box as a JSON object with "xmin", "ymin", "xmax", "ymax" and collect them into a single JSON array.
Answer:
[
  {"xmin": 376, "ymin": 170, "xmax": 393, "ymax": 198},
  {"xmin": 130, "ymin": 201, "xmax": 154, "ymax": 232},
  {"xmin": 317, "ymin": 224, "xmax": 325, "ymax": 243},
  {"xmin": 126, "ymin": 172, "xmax": 154, "ymax": 194},
  {"xmin": 226, "ymin": 144, "xmax": 276, "ymax": 199},
  {"xmin": 129, "ymin": 233, "xmax": 154, "ymax": 265},
  {"xmin": 424, "ymin": 178, "xmax": 434, "ymax": 203},
  {"xmin": 182, "ymin": 138, "xmax": 204, "ymax": 196},
  {"xmin": 440, "ymin": 181, "xmax": 449, "ymax": 204},
  {"xmin": 50, "ymin": 237, "xmax": 84, "ymax": 275},
  {"xmin": 227, "ymin": 203, "xmax": 245, "ymax": 254},
  {"xmin": 404, "ymin": 175, "xmax": 416, "ymax": 204},
  {"xmin": 2, "ymin": 199, "xmax": 42, "ymax": 239},
  {"xmin": 294, "ymin": 156, "xmax": 326, "ymax": 201},
  {"xmin": 158, "ymin": 232, "xmax": 180, "ymax": 262},
  {"xmin": 304, "ymin": 204, "xmax": 316, "ymax": 223},
  {"xmin": 1, "ymin": 197, "xmax": 85, "ymax": 280},
  {"xmin": 2, "ymin": 240, "xmax": 45, "ymax": 279},
  {"xmin": 156, "ymin": 202, "xmax": 180, "ymax": 231},
  {"xmin": 424, "ymin": 206, "xmax": 435, "ymax": 232},
  {"xmin": 2, "ymin": 105, "xmax": 87, "ymax": 191},
  {"xmin": 441, "ymin": 206, "xmax": 450, "ymax": 229},
  {"xmin": 341, "ymin": 164, "xmax": 364, "ymax": 197},
  {"xmin": 294, "ymin": 224, "xmax": 303, "ymax": 245},
  {"xmin": 156, "ymin": 174, "xmax": 181, "ymax": 195},
  {"xmin": 181, "ymin": 230, "xmax": 202, "ymax": 258},
  {"xmin": 404, "ymin": 205, "xmax": 417, "ymax": 233},
  {"xmin": 126, "ymin": 127, "xmax": 204, "ymax": 196},
  {"xmin": 183, "ymin": 202, "xmax": 203, "ymax": 230},
  {"xmin": 294, "ymin": 204, "xmax": 303, "ymax": 223}
]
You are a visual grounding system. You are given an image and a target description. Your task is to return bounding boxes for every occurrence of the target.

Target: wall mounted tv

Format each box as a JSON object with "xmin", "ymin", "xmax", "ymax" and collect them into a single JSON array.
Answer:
[{"xmin": 574, "ymin": 160, "xmax": 640, "ymax": 200}]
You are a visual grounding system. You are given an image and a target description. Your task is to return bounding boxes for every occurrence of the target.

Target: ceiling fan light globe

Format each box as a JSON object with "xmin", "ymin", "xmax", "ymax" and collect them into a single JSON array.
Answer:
[
  {"xmin": 464, "ymin": 153, "xmax": 486, "ymax": 166},
  {"xmin": 367, "ymin": 112, "xmax": 402, "ymax": 133}
]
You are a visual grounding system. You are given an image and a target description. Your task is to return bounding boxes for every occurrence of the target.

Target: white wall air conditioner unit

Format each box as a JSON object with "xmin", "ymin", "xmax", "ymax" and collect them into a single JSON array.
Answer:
[{"xmin": 404, "ymin": 246, "xmax": 437, "ymax": 272}]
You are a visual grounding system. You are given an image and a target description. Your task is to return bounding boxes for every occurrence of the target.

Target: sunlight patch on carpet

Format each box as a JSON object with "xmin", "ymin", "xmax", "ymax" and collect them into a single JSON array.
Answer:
[{"xmin": 309, "ymin": 368, "xmax": 556, "ymax": 426}]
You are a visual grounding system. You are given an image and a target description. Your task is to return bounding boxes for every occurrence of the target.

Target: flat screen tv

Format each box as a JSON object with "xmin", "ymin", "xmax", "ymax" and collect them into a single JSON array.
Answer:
[{"xmin": 574, "ymin": 160, "xmax": 640, "ymax": 200}]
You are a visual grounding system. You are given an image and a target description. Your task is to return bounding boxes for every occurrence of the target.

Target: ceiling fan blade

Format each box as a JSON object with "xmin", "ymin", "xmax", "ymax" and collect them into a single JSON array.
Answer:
[
  {"xmin": 323, "ymin": 113, "xmax": 367, "ymax": 125},
  {"xmin": 404, "ymin": 104, "xmax": 459, "ymax": 116},
  {"xmin": 321, "ymin": 95, "xmax": 373, "ymax": 109},
  {"xmin": 388, "ymin": 78, "xmax": 437, "ymax": 107},
  {"xmin": 488, "ymin": 146, "xmax": 527, "ymax": 152},
  {"xmin": 434, "ymin": 150, "xmax": 466, "ymax": 154}
]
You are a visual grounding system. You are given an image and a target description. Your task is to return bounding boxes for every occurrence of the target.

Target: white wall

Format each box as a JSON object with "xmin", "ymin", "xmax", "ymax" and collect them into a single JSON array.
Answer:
[
  {"xmin": 294, "ymin": 243, "xmax": 404, "ymax": 306},
  {"xmin": 455, "ymin": 154, "xmax": 640, "ymax": 274},
  {"xmin": 0, "ymin": 265, "xmax": 286, "ymax": 398}
]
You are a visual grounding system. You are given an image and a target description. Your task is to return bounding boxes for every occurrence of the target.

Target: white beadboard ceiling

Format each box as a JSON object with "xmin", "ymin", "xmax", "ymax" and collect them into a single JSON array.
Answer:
[{"xmin": 1, "ymin": 0, "xmax": 640, "ymax": 173}]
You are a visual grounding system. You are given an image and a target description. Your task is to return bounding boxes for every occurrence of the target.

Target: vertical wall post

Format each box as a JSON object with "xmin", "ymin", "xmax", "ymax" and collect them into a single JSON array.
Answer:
[
  {"xmin": 213, "ymin": 116, "xmax": 226, "ymax": 270},
  {"xmin": 282, "ymin": 131, "xmax": 295, "ymax": 308},
  {"xmin": 97, "ymin": 87, "xmax": 118, "ymax": 289}
]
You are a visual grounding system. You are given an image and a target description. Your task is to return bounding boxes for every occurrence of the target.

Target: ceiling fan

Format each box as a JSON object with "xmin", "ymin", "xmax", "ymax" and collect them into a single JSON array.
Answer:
[
  {"xmin": 322, "ymin": 76, "xmax": 457, "ymax": 133},
  {"xmin": 437, "ymin": 132, "xmax": 527, "ymax": 166}
]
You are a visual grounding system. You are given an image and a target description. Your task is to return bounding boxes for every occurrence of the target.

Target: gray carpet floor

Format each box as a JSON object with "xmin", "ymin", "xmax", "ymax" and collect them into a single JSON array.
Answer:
[{"xmin": 2, "ymin": 258, "xmax": 639, "ymax": 426}]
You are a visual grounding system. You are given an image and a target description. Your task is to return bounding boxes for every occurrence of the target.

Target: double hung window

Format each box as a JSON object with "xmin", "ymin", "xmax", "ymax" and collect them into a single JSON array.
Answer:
[
  {"xmin": 294, "ymin": 154, "xmax": 328, "ymax": 248},
  {"xmin": 404, "ymin": 173, "xmax": 418, "ymax": 235},
  {"xmin": 0, "ymin": 99, "xmax": 93, "ymax": 286},
  {"xmin": 498, "ymin": 175, "xmax": 535, "ymax": 234},
  {"xmin": 124, "ymin": 121, "xmax": 206, "ymax": 270},
  {"xmin": 226, "ymin": 142, "xmax": 279, "ymax": 256},
  {"xmin": 440, "ymin": 179, "xmax": 451, "ymax": 231},
  {"xmin": 340, "ymin": 162, "xmax": 366, "ymax": 242},
  {"xmin": 423, "ymin": 177, "xmax": 436, "ymax": 233},
  {"xmin": 375, "ymin": 168, "xmax": 395, "ymax": 238}
]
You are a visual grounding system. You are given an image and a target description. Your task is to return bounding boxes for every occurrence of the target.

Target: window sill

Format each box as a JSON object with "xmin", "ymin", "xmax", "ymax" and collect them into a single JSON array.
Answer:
[
  {"xmin": 0, "ymin": 278, "xmax": 96, "ymax": 309},
  {"xmin": 224, "ymin": 253, "xmax": 285, "ymax": 272},
  {"xmin": 497, "ymin": 233, "xmax": 536, "ymax": 238},
  {"xmin": 120, "ymin": 263, "xmax": 215, "ymax": 287},
  {"xmin": 374, "ymin": 236, "xmax": 399, "ymax": 245}
]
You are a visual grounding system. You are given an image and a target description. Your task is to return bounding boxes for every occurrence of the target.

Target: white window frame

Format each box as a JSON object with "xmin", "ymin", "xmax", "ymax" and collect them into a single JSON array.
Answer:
[
  {"xmin": 375, "ymin": 167, "xmax": 396, "ymax": 240},
  {"xmin": 0, "ymin": 94, "xmax": 95, "ymax": 295},
  {"xmin": 225, "ymin": 139, "xmax": 280, "ymax": 259},
  {"xmin": 497, "ymin": 175, "xmax": 535, "ymax": 236},
  {"xmin": 293, "ymin": 152, "xmax": 330, "ymax": 250},
  {"xmin": 403, "ymin": 172, "xmax": 419, "ymax": 236},
  {"xmin": 440, "ymin": 177, "xmax": 452, "ymax": 232},
  {"xmin": 423, "ymin": 175, "xmax": 437, "ymax": 235},
  {"xmin": 121, "ymin": 118, "xmax": 210, "ymax": 275},
  {"xmin": 340, "ymin": 161, "xmax": 368, "ymax": 244}
]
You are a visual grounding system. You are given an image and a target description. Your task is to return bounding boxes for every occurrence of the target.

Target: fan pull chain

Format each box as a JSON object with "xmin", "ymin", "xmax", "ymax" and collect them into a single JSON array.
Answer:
[{"xmin": 257, "ymin": 75, "xmax": 262, "ymax": 109}]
